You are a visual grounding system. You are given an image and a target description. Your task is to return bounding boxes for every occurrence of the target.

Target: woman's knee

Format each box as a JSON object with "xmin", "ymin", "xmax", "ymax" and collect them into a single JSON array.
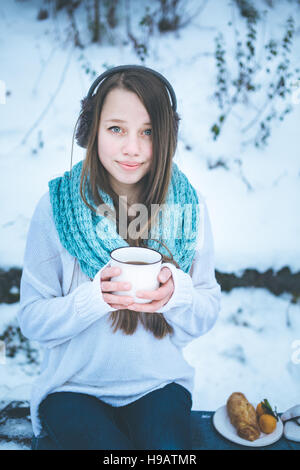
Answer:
[
  {"xmin": 37, "ymin": 392, "xmax": 134, "ymax": 450},
  {"xmin": 125, "ymin": 383, "xmax": 192, "ymax": 450},
  {"xmin": 39, "ymin": 392, "xmax": 98, "ymax": 429},
  {"xmin": 38, "ymin": 392, "xmax": 98, "ymax": 449}
]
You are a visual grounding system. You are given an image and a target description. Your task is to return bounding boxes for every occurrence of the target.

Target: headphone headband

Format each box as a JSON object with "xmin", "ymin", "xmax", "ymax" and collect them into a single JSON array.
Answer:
[{"xmin": 86, "ymin": 64, "xmax": 177, "ymax": 112}]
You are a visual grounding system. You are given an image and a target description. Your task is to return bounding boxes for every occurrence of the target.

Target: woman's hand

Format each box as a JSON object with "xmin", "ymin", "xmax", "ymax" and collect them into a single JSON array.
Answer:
[
  {"xmin": 126, "ymin": 267, "xmax": 174, "ymax": 313},
  {"xmin": 100, "ymin": 266, "xmax": 135, "ymax": 310}
]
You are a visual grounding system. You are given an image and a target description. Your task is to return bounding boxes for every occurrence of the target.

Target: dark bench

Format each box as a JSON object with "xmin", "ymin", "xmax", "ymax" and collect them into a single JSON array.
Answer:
[{"xmin": 0, "ymin": 400, "xmax": 299, "ymax": 450}]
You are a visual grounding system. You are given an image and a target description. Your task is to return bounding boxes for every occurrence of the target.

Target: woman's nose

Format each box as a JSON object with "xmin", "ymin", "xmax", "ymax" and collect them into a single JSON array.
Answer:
[{"xmin": 122, "ymin": 133, "xmax": 140, "ymax": 156}]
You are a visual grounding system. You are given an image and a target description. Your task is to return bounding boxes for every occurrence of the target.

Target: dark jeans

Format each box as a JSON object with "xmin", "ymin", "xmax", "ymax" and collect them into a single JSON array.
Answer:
[{"xmin": 32, "ymin": 382, "xmax": 192, "ymax": 450}]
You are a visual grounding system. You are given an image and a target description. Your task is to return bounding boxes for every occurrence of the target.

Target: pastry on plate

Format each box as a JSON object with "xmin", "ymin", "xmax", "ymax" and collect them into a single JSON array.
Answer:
[{"xmin": 227, "ymin": 392, "xmax": 261, "ymax": 441}]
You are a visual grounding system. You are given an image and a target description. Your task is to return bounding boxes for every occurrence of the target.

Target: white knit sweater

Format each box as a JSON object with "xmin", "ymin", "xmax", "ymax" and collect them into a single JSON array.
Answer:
[{"xmin": 18, "ymin": 190, "xmax": 221, "ymax": 438}]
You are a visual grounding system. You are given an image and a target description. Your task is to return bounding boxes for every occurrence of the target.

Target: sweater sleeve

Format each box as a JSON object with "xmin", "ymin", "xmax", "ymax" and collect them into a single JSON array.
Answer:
[
  {"xmin": 157, "ymin": 192, "xmax": 221, "ymax": 348},
  {"xmin": 17, "ymin": 193, "xmax": 118, "ymax": 349}
]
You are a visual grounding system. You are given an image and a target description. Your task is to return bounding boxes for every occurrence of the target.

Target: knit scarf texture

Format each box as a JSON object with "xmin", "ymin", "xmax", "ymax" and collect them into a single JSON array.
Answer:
[{"xmin": 48, "ymin": 160, "xmax": 200, "ymax": 279}]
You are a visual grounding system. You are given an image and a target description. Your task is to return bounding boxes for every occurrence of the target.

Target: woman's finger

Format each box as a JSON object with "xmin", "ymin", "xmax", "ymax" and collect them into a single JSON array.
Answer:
[
  {"xmin": 102, "ymin": 292, "xmax": 134, "ymax": 306},
  {"xmin": 158, "ymin": 267, "xmax": 172, "ymax": 283},
  {"xmin": 136, "ymin": 278, "xmax": 173, "ymax": 301},
  {"xmin": 100, "ymin": 267, "xmax": 121, "ymax": 281},
  {"xmin": 109, "ymin": 304, "xmax": 133, "ymax": 310},
  {"xmin": 127, "ymin": 292, "xmax": 173, "ymax": 313},
  {"xmin": 101, "ymin": 280, "xmax": 131, "ymax": 292}
]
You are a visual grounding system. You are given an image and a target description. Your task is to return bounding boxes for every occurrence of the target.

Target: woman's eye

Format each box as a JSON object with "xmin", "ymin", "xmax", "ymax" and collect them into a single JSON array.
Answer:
[
  {"xmin": 109, "ymin": 126, "xmax": 122, "ymax": 134},
  {"xmin": 108, "ymin": 126, "xmax": 151, "ymax": 136}
]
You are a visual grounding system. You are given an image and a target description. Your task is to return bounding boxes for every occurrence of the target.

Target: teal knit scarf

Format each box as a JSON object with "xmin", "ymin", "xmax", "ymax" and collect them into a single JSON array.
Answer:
[{"xmin": 48, "ymin": 160, "xmax": 200, "ymax": 279}]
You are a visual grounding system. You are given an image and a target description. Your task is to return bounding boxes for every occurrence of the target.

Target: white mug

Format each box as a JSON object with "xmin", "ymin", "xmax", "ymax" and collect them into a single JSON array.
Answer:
[{"xmin": 109, "ymin": 246, "xmax": 162, "ymax": 304}]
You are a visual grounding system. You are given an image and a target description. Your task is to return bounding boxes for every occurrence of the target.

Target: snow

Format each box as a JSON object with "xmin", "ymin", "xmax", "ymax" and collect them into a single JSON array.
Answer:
[{"xmin": 0, "ymin": 0, "xmax": 300, "ymax": 450}]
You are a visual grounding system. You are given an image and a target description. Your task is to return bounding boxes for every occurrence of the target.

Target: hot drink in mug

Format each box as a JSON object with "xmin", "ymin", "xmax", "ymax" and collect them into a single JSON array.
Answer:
[{"xmin": 109, "ymin": 247, "xmax": 162, "ymax": 304}]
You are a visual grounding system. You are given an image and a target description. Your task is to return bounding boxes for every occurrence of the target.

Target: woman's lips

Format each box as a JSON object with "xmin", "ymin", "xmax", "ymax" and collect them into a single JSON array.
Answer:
[{"xmin": 117, "ymin": 162, "xmax": 142, "ymax": 171}]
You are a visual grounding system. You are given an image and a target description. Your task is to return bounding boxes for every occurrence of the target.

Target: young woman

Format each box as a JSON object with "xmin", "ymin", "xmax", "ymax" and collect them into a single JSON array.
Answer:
[{"xmin": 18, "ymin": 65, "xmax": 221, "ymax": 450}]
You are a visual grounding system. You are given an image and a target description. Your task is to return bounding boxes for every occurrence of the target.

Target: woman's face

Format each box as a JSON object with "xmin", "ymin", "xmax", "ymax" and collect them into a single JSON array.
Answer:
[{"xmin": 97, "ymin": 88, "xmax": 153, "ymax": 200}]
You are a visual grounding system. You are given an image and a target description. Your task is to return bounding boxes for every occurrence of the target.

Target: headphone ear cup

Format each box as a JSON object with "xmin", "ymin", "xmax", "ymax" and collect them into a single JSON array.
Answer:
[{"xmin": 75, "ymin": 96, "xmax": 95, "ymax": 148}]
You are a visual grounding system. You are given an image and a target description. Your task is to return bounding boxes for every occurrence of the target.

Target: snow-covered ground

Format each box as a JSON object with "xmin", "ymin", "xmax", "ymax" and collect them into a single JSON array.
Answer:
[{"xmin": 0, "ymin": 0, "xmax": 300, "ymax": 450}]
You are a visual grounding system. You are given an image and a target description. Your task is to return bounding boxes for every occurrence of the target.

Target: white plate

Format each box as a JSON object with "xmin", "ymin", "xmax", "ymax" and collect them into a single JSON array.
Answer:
[{"xmin": 213, "ymin": 405, "xmax": 283, "ymax": 447}]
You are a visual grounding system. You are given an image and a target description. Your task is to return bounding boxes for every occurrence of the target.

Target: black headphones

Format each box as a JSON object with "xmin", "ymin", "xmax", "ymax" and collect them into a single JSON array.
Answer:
[{"xmin": 75, "ymin": 64, "xmax": 177, "ymax": 149}]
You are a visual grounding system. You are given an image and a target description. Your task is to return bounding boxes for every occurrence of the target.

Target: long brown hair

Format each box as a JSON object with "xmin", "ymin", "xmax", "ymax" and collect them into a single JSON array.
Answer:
[{"xmin": 75, "ymin": 69, "xmax": 181, "ymax": 339}]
